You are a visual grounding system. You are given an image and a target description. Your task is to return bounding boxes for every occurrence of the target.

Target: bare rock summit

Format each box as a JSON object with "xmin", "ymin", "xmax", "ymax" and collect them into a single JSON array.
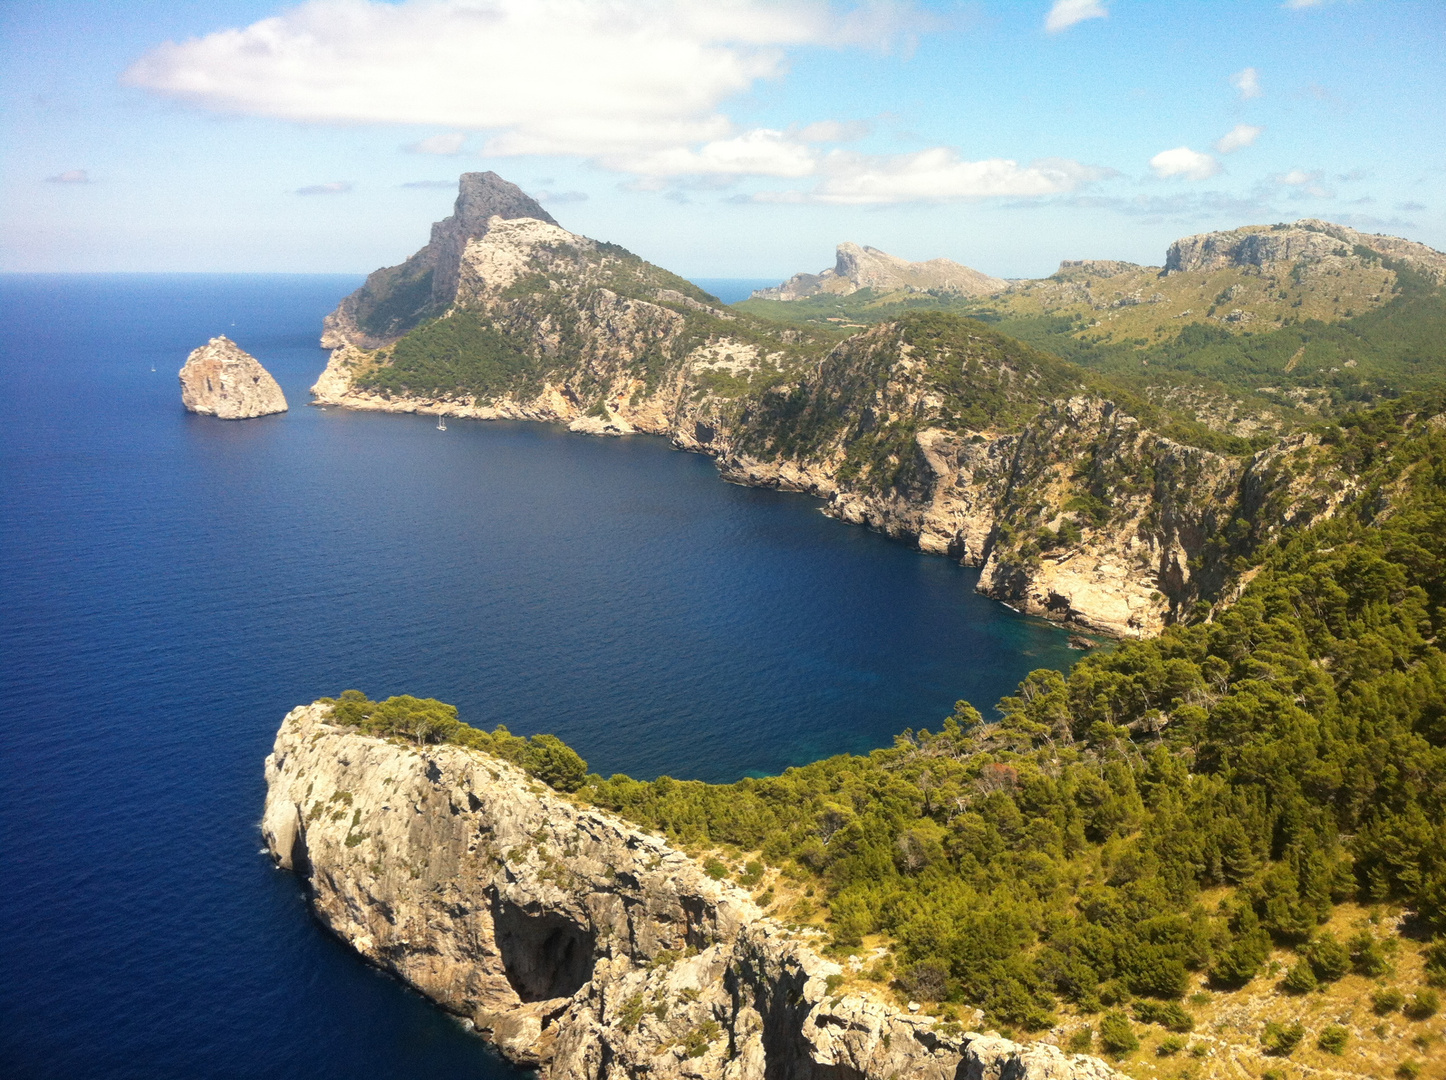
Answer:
[
  {"xmin": 322, "ymin": 171, "xmax": 559, "ymax": 348},
  {"xmin": 179, "ymin": 336, "xmax": 287, "ymax": 419},
  {"xmin": 753, "ymin": 242, "xmax": 1006, "ymax": 301}
]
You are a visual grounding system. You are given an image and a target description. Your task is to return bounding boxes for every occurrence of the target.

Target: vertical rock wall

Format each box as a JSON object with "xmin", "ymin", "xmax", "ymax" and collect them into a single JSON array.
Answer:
[{"xmin": 263, "ymin": 703, "xmax": 1122, "ymax": 1080}]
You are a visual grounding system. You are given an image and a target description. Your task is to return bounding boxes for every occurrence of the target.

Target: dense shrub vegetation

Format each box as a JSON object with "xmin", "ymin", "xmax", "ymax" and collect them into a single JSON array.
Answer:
[
  {"xmin": 740, "ymin": 262, "xmax": 1446, "ymax": 418},
  {"xmin": 579, "ymin": 396, "xmax": 1445, "ymax": 1027},
  {"xmin": 320, "ymin": 690, "xmax": 588, "ymax": 792},
  {"xmin": 319, "ymin": 394, "xmax": 1446, "ymax": 1031}
]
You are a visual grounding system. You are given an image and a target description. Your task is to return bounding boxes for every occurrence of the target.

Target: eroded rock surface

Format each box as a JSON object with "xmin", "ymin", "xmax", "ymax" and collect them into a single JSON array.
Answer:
[
  {"xmin": 753, "ymin": 242, "xmax": 1006, "ymax": 301},
  {"xmin": 264, "ymin": 703, "xmax": 1122, "ymax": 1080},
  {"xmin": 310, "ymin": 181, "xmax": 1391, "ymax": 638},
  {"xmin": 178, "ymin": 336, "xmax": 287, "ymax": 419}
]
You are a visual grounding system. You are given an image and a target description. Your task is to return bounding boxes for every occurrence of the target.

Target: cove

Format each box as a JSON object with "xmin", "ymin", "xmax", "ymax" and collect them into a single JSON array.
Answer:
[{"xmin": 0, "ymin": 275, "xmax": 1076, "ymax": 1079}]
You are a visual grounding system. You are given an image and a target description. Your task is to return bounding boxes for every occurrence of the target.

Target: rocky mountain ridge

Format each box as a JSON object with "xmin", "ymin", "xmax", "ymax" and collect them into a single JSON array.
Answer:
[
  {"xmin": 178, "ymin": 336, "xmax": 287, "ymax": 418},
  {"xmin": 263, "ymin": 702, "xmax": 1122, "ymax": 1080},
  {"xmin": 322, "ymin": 171, "xmax": 558, "ymax": 349},
  {"xmin": 751, "ymin": 242, "xmax": 1006, "ymax": 302},
  {"xmin": 312, "ymin": 176, "xmax": 1419, "ymax": 636}
]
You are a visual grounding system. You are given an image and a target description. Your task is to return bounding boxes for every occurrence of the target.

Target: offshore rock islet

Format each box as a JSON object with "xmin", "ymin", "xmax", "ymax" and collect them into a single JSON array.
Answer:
[{"xmin": 178, "ymin": 336, "xmax": 287, "ymax": 419}]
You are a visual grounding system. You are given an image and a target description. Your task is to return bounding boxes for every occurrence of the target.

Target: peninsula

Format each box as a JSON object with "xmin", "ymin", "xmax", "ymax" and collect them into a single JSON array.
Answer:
[
  {"xmin": 311, "ymin": 172, "xmax": 1446, "ymax": 639},
  {"xmin": 265, "ymin": 700, "xmax": 1121, "ymax": 1080}
]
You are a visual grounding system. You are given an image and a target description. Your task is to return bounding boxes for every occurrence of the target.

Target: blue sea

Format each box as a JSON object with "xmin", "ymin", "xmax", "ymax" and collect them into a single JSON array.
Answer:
[{"xmin": 0, "ymin": 275, "xmax": 1076, "ymax": 1079}]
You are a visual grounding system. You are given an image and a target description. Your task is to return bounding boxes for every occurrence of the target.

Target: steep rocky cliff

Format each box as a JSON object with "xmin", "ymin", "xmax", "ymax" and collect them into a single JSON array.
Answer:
[
  {"xmin": 263, "ymin": 702, "xmax": 1122, "ymax": 1079},
  {"xmin": 752, "ymin": 242, "xmax": 1006, "ymax": 301},
  {"xmin": 178, "ymin": 336, "xmax": 287, "ymax": 418},
  {"xmin": 311, "ymin": 177, "xmax": 1391, "ymax": 637},
  {"xmin": 322, "ymin": 172, "xmax": 558, "ymax": 349}
]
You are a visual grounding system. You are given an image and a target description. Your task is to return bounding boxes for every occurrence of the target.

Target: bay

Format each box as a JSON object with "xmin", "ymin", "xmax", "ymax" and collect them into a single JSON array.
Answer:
[{"xmin": 0, "ymin": 274, "xmax": 1075, "ymax": 1079}]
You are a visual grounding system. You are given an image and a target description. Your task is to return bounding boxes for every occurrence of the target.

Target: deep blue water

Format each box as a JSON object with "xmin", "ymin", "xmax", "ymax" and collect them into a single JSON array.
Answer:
[
  {"xmin": 0, "ymin": 274, "xmax": 1076, "ymax": 1079},
  {"xmin": 690, "ymin": 278, "xmax": 779, "ymax": 304}
]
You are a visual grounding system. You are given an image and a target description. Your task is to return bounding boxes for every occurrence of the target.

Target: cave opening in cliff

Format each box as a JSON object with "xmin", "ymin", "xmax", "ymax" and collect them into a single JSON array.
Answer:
[{"xmin": 491, "ymin": 897, "xmax": 596, "ymax": 1002}]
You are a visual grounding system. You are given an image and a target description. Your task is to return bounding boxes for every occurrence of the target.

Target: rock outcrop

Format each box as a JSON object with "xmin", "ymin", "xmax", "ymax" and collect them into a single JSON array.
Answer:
[
  {"xmin": 322, "ymin": 171, "xmax": 558, "ymax": 349},
  {"xmin": 178, "ymin": 336, "xmax": 287, "ymax": 419},
  {"xmin": 309, "ymin": 179, "xmax": 1372, "ymax": 637},
  {"xmin": 263, "ymin": 702, "xmax": 1122, "ymax": 1080},
  {"xmin": 1166, "ymin": 219, "xmax": 1446, "ymax": 281},
  {"xmin": 752, "ymin": 243, "xmax": 1006, "ymax": 301}
]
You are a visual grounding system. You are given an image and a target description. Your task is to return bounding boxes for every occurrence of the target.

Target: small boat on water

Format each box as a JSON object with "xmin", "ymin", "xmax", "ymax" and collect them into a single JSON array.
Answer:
[{"xmin": 437, "ymin": 414, "xmax": 447, "ymax": 431}]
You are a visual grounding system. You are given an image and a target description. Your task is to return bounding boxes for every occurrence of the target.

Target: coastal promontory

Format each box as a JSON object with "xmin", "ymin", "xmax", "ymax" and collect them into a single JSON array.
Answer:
[
  {"xmin": 178, "ymin": 336, "xmax": 287, "ymax": 419},
  {"xmin": 263, "ymin": 701, "xmax": 1122, "ymax": 1080}
]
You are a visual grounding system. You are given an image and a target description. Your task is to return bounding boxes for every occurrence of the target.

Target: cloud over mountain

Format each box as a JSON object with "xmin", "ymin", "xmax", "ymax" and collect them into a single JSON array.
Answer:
[
  {"xmin": 1150, "ymin": 147, "xmax": 1221, "ymax": 181},
  {"xmin": 123, "ymin": 0, "xmax": 902, "ymax": 159}
]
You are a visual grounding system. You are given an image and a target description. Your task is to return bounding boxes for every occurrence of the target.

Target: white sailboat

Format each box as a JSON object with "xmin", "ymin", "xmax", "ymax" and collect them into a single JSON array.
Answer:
[{"xmin": 436, "ymin": 413, "xmax": 447, "ymax": 431}]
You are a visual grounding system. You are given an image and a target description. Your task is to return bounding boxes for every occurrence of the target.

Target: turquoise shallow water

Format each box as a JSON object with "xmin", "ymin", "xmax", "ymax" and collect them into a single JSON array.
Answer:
[{"xmin": 0, "ymin": 274, "xmax": 1076, "ymax": 1078}]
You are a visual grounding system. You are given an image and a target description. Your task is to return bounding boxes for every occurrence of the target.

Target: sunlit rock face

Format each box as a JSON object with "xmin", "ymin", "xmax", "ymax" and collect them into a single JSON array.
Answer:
[
  {"xmin": 178, "ymin": 336, "xmax": 287, "ymax": 419},
  {"xmin": 263, "ymin": 703, "xmax": 1124, "ymax": 1080}
]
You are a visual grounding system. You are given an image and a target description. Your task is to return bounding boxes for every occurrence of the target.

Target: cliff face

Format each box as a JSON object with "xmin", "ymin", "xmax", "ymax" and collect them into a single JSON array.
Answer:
[
  {"xmin": 322, "ymin": 172, "xmax": 558, "ymax": 349},
  {"xmin": 178, "ymin": 336, "xmax": 287, "ymax": 419},
  {"xmin": 263, "ymin": 703, "xmax": 1122, "ymax": 1080},
  {"xmin": 752, "ymin": 242, "xmax": 1006, "ymax": 301},
  {"xmin": 723, "ymin": 354, "xmax": 1350, "ymax": 637},
  {"xmin": 310, "ymin": 179, "xmax": 1380, "ymax": 637},
  {"xmin": 1166, "ymin": 219, "xmax": 1446, "ymax": 281}
]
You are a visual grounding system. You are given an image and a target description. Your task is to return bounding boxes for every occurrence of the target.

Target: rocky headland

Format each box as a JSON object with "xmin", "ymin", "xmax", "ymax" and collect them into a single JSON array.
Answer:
[
  {"xmin": 263, "ymin": 701, "xmax": 1122, "ymax": 1080},
  {"xmin": 751, "ymin": 242, "xmax": 1007, "ymax": 302},
  {"xmin": 178, "ymin": 336, "xmax": 287, "ymax": 419},
  {"xmin": 308, "ymin": 174, "xmax": 1439, "ymax": 637}
]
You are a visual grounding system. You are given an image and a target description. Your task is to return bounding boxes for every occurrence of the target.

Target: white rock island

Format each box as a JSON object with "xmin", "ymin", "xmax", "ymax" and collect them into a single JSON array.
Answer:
[{"xmin": 179, "ymin": 336, "xmax": 287, "ymax": 419}]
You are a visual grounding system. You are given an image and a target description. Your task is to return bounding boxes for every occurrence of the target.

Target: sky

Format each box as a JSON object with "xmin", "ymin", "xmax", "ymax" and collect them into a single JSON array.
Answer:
[{"xmin": 2, "ymin": 0, "xmax": 1443, "ymax": 279}]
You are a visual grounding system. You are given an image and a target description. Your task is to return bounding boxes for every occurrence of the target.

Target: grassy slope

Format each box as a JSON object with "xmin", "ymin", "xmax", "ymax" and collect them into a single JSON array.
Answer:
[
  {"xmin": 737, "ymin": 263, "xmax": 1446, "ymax": 427},
  {"xmin": 352, "ymin": 240, "xmax": 838, "ymax": 404}
]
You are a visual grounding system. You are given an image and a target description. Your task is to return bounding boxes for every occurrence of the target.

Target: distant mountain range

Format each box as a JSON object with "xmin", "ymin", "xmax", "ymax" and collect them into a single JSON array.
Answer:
[{"xmin": 750, "ymin": 243, "xmax": 1007, "ymax": 302}]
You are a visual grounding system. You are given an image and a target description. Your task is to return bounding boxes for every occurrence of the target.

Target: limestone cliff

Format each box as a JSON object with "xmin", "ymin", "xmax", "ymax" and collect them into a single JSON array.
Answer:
[
  {"xmin": 309, "ymin": 178, "xmax": 1389, "ymax": 637},
  {"xmin": 322, "ymin": 171, "xmax": 558, "ymax": 349},
  {"xmin": 994, "ymin": 219, "xmax": 1446, "ymax": 346},
  {"xmin": 178, "ymin": 336, "xmax": 287, "ymax": 419},
  {"xmin": 1165, "ymin": 219, "xmax": 1446, "ymax": 281},
  {"xmin": 752, "ymin": 242, "xmax": 1006, "ymax": 301},
  {"xmin": 263, "ymin": 702, "xmax": 1122, "ymax": 1080}
]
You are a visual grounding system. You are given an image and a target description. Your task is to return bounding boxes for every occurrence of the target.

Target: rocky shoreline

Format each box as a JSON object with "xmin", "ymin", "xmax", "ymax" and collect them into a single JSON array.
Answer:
[
  {"xmin": 305, "ymin": 175, "xmax": 1372, "ymax": 640},
  {"xmin": 263, "ymin": 702, "xmax": 1122, "ymax": 1079}
]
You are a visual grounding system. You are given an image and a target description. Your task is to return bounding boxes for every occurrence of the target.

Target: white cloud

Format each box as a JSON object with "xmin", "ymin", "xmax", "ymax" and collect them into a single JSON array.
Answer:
[
  {"xmin": 1283, "ymin": 0, "xmax": 1325, "ymax": 8},
  {"xmin": 609, "ymin": 129, "xmax": 818, "ymax": 179},
  {"xmin": 400, "ymin": 179, "xmax": 457, "ymax": 188},
  {"xmin": 46, "ymin": 169, "xmax": 92, "ymax": 184},
  {"xmin": 406, "ymin": 133, "xmax": 466, "ymax": 155},
  {"xmin": 796, "ymin": 119, "xmax": 870, "ymax": 143},
  {"xmin": 759, "ymin": 149, "xmax": 1107, "ymax": 204},
  {"xmin": 1231, "ymin": 66, "xmax": 1261, "ymax": 100},
  {"xmin": 1213, "ymin": 123, "xmax": 1262, "ymax": 153},
  {"xmin": 296, "ymin": 181, "xmax": 353, "ymax": 194},
  {"xmin": 1044, "ymin": 0, "xmax": 1107, "ymax": 33},
  {"xmin": 1277, "ymin": 168, "xmax": 1332, "ymax": 197},
  {"xmin": 123, "ymin": 0, "xmax": 916, "ymax": 162},
  {"xmin": 1149, "ymin": 146, "xmax": 1221, "ymax": 181}
]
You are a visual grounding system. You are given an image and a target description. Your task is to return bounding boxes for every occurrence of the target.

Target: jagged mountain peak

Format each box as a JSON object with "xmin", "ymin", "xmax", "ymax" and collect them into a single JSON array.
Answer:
[
  {"xmin": 323, "ymin": 172, "xmax": 560, "ymax": 349},
  {"xmin": 753, "ymin": 243, "xmax": 1006, "ymax": 302}
]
